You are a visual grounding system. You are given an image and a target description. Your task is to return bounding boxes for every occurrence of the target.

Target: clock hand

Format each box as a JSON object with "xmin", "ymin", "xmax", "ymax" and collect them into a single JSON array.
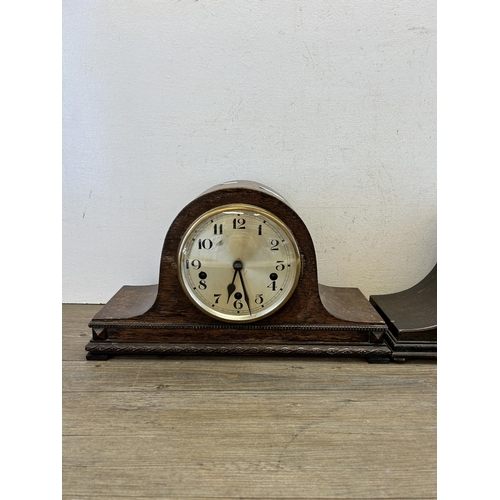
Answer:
[
  {"xmin": 237, "ymin": 268, "xmax": 252, "ymax": 316},
  {"xmin": 227, "ymin": 261, "xmax": 243, "ymax": 303},
  {"xmin": 227, "ymin": 269, "xmax": 238, "ymax": 303}
]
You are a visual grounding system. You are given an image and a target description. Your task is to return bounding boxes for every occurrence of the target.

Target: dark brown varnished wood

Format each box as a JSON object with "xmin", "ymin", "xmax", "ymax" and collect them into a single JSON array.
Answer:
[
  {"xmin": 369, "ymin": 265, "xmax": 437, "ymax": 361},
  {"xmin": 86, "ymin": 181, "xmax": 390, "ymax": 361}
]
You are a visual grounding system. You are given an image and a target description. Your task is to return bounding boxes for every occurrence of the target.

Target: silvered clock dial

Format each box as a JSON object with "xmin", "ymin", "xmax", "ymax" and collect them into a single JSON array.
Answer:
[{"xmin": 177, "ymin": 204, "xmax": 301, "ymax": 322}]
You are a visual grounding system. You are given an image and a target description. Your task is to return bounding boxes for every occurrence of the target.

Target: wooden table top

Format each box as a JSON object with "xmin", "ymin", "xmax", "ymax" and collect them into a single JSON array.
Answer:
[{"xmin": 63, "ymin": 304, "xmax": 437, "ymax": 499}]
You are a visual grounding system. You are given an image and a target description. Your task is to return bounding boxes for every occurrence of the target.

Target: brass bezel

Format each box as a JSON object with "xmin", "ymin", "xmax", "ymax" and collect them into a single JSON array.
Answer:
[{"xmin": 177, "ymin": 204, "xmax": 301, "ymax": 323}]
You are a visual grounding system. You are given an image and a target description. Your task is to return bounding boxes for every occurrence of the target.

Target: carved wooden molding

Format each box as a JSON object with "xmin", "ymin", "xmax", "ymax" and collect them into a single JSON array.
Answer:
[{"xmin": 85, "ymin": 342, "xmax": 391, "ymax": 357}]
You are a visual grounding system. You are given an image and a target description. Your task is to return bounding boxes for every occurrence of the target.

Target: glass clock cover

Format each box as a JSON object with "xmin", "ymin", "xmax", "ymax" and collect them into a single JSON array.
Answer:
[{"xmin": 177, "ymin": 204, "xmax": 301, "ymax": 322}]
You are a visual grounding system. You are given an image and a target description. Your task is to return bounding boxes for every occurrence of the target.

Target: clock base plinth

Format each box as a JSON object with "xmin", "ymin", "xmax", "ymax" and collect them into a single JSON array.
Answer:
[
  {"xmin": 86, "ymin": 284, "xmax": 392, "ymax": 362},
  {"xmin": 85, "ymin": 341, "xmax": 391, "ymax": 361},
  {"xmin": 381, "ymin": 329, "xmax": 437, "ymax": 362}
]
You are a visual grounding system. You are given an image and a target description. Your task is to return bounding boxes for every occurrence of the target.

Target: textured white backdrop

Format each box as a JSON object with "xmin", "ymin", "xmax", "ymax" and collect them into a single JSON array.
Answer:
[{"xmin": 63, "ymin": 0, "xmax": 436, "ymax": 303}]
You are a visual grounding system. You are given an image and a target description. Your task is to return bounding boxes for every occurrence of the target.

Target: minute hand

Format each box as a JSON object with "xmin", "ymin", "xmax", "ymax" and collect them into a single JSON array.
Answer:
[{"xmin": 237, "ymin": 269, "xmax": 252, "ymax": 316}]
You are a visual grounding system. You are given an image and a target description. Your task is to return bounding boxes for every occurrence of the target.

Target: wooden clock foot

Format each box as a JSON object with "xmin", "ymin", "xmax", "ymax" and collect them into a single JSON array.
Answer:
[
  {"xmin": 366, "ymin": 355, "xmax": 391, "ymax": 364},
  {"xmin": 86, "ymin": 351, "xmax": 110, "ymax": 361}
]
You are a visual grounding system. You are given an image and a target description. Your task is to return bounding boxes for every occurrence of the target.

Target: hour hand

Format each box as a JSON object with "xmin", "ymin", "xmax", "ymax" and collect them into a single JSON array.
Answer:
[
  {"xmin": 227, "ymin": 270, "xmax": 237, "ymax": 303},
  {"xmin": 237, "ymin": 269, "xmax": 252, "ymax": 316},
  {"xmin": 227, "ymin": 263, "xmax": 241, "ymax": 303}
]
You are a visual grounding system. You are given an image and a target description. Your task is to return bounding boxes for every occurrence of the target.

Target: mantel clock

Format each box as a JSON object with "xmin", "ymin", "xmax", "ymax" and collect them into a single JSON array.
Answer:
[{"xmin": 86, "ymin": 181, "xmax": 391, "ymax": 362}]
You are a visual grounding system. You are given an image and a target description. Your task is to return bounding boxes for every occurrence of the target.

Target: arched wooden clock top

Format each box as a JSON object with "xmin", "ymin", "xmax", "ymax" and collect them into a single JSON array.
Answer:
[{"xmin": 149, "ymin": 181, "xmax": 323, "ymax": 324}]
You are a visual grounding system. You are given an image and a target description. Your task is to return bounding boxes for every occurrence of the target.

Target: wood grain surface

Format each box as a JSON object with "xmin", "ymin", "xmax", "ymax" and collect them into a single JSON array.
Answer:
[{"xmin": 63, "ymin": 304, "xmax": 437, "ymax": 499}]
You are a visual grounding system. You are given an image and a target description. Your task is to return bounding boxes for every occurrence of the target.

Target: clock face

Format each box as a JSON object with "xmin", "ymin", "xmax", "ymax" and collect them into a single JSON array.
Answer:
[{"xmin": 177, "ymin": 204, "xmax": 301, "ymax": 323}]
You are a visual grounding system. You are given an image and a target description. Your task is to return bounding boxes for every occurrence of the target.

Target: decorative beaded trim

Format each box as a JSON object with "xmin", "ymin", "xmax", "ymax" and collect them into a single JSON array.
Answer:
[{"xmin": 89, "ymin": 321, "xmax": 386, "ymax": 332}]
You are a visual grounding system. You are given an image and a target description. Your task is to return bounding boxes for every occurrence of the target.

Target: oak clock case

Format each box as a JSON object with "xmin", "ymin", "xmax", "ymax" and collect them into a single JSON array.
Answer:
[{"xmin": 86, "ymin": 181, "xmax": 391, "ymax": 362}]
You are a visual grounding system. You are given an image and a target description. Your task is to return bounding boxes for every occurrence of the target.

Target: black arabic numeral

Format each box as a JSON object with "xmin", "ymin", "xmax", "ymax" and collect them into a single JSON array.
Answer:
[
  {"xmin": 232, "ymin": 218, "xmax": 246, "ymax": 229},
  {"xmin": 198, "ymin": 238, "xmax": 213, "ymax": 250},
  {"xmin": 270, "ymin": 239, "xmax": 280, "ymax": 251},
  {"xmin": 267, "ymin": 281, "xmax": 277, "ymax": 291}
]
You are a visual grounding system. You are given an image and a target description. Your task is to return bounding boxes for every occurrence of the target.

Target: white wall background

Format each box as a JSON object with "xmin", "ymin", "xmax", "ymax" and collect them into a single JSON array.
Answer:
[{"xmin": 62, "ymin": 0, "xmax": 436, "ymax": 304}]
